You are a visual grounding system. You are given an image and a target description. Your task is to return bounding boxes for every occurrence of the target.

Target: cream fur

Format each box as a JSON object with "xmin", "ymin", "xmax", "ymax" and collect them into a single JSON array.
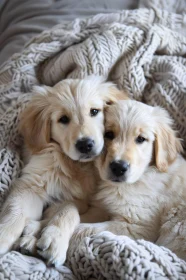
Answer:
[
  {"xmin": 0, "ymin": 76, "xmax": 127, "ymax": 266},
  {"xmin": 19, "ymin": 100, "xmax": 186, "ymax": 263},
  {"xmin": 73, "ymin": 100, "xmax": 186, "ymax": 260}
]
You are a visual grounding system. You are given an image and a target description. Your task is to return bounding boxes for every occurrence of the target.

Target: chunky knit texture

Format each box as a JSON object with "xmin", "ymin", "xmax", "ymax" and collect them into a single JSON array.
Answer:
[
  {"xmin": 67, "ymin": 232, "xmax": 186, "ymax": 280},
  {"xmin": 0, "ymin": 0, "xmax": 186, "ymax": 279}
]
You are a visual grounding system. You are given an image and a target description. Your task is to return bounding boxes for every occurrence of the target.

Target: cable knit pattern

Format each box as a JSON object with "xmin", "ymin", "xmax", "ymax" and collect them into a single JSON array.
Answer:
[
  {"xmin": 67, "ymin": 232, "xmax": 186, "ymax": 280},
  {"xmin": 139, "ymin": 0, "xmax": 186, "ymax": 14},
  {"xmin": 0, "ymin": 0, "xmax": 186, "ymax": 279},
  {"xmin": 0, "ymin": 251, "xmax": 75, "ymax": 280}
]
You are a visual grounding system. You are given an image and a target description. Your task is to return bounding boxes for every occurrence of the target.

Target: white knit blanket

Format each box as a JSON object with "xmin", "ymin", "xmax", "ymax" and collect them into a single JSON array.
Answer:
[{"xmin": 0, "ymin": 1, "xmax": 186, "ymax": 279}]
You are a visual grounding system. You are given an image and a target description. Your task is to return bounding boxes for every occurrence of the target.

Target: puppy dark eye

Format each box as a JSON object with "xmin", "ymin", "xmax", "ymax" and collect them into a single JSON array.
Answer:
[
  {"xmin": 136, "ymin": 136, "xmax": 146, "ymax": 144},
  {"xmin": 104, "ymin": 131, "xmax": 115, "ymax": 140},
  {"xmin": 90, "ymin": 109, "xmax": 99, "ymax": 117},
  {"xmin": 59, "ymin": 115, "xmax": 70, "ymax": 124}
]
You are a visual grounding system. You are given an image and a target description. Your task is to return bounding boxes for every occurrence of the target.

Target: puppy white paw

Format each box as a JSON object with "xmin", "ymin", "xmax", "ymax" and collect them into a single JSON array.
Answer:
[
  {"xmin": 23, "ymin": 220, "xmax": 42, "ymax": 237},
  {"xmin": 14, "ymin": 236, "xmax": 37, "ymax": 255},
  {"xmin": 37, "ymin": 225, "xmax": 69, "ymax": 266}
]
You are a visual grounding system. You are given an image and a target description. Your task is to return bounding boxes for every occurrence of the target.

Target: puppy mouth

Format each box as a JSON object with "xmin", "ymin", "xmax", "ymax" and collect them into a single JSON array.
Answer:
[
  {"xmin": 111, "ymin": 178, "xmax": 126, "ymax": 183},
  {"xmin": 79, "ymin": 153, "xmax": 96, "ymax": 162},
  {"xmin": 108, "ymin": 175, "xmax": 127, "ymax": 183}
]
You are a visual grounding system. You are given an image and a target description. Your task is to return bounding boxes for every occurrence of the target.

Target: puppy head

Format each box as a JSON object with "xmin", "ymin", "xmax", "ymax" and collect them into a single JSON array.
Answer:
[
  {"xmin": 19, "ymin": 76, "xmax": 127, "ymax": 161},
  {"xmin": 96, "ymin": 100, "xmax": 182, "ymax": 184}
]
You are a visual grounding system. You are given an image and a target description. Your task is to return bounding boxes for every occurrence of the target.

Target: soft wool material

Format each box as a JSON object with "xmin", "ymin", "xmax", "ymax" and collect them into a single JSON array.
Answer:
[{"xmin": 0, "ymin": 0, "xmax": 186, "ymax": 279}]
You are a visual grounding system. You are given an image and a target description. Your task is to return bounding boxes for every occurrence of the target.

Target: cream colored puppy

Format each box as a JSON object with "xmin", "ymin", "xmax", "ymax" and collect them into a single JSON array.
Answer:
[
  {"xmin": 0, "ymin": 76, "xmax": 127, "ymax": 265},
  {"xmin": 73, "ymin": 100, "xmax": 186, "ymax": 260}
]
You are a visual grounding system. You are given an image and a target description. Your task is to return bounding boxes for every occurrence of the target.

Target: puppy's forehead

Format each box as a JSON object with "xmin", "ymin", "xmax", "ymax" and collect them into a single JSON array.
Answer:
[
  {"xmin": 54, "ymin": 79, "xmax": 104, "ymax": 108},
  {"xmin": 106, "ymin": 101, "xmax": 154, "ymax": 131}
]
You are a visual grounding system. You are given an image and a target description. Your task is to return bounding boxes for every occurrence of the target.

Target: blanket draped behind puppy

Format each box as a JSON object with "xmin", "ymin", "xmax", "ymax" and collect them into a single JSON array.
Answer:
[{"xmin": 0, "ymin": 0, "xmax": 186, "ymax": 279}]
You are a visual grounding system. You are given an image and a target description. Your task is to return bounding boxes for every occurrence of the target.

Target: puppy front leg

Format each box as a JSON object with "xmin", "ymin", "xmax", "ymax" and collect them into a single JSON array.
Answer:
[
  {"xmin": 0, "ymin": 180, "xmax": 44, "ymax": 254},
  {"xmin": 37, "ymin": 201, "xmax": 80, "ymax": 266},
  {"xmin": 14, "ymin": 200, "xmax": 84, "ymax": 257}
]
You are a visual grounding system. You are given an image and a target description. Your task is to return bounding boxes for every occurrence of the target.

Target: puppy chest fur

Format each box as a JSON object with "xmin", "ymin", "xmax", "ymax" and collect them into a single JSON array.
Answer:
[
  {"xmin": 22, "ymin": 148, "xmax": 98, "ymax": 203},
  {"xmin": 93, "ymin": 156, "xmax": 186, "ymax": 242}
]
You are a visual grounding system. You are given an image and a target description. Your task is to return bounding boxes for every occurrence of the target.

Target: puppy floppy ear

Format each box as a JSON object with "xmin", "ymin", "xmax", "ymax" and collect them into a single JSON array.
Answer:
[
  {"xmin": 154, "ymin": 107, "xmax": 183, "ymax": 172},
  {"xmin": 104, "ymin": 86, "xmax": 129, "ymax": 105},
  {"xmin": 19, "ymin": 86, "xmax": 52, "ymax": 153}
]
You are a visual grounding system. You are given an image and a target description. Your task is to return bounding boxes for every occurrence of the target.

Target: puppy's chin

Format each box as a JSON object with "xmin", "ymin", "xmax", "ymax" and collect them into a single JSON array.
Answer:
[
  {"xmin": 79, "ymin": 155, "xmax": 96, "ymax": 162},
  {"xmin": 106, "ymin": 173, "xmax": 139, "ymax": 185},
  {"xmin": 111, "ymin": 178, "xmax": 126, "ymax": 183},
  {"xmin": 79, "ymin": 146, "xmax": 104, "ymax": 162},
  {"xmin": 64, "ymin": 151, "xmax": 97, "ymax": 162},
  {"xmin": 62, "ymin": 144, "xmax": 103, "ymax": 162},
  {"xmin": 108, "ymin": 177, "xmax": 127, "ymax": 184}
]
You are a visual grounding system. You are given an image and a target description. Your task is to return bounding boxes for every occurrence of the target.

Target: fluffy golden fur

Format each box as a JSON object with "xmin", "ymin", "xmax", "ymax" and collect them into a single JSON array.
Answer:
[
  {"xmin": 18, "ymin": 99, "xmax": 186, "ymax": 264},
  {"xmin": 72, "ymin": 100, "xmax": 186, "ymax": 260},
  {"xmin": 0, "ymin": 76, "xmax": 127, "ymax": 265}
]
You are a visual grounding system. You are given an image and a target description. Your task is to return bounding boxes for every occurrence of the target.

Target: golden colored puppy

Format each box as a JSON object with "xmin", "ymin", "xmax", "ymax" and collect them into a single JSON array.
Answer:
[
  {"xmin": 0, "ymin": 76, "xmax": 127, "ymax": 265},
  {"xmin": 74, "ymin": 100, "xmax": 186, "ymax": 260}
]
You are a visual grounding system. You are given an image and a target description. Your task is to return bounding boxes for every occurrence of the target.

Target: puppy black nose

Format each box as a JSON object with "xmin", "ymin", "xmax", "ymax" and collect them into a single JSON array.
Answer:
[
  {"xmin": 75, "ymin": 138, "xmax": 95, "ymax": 154},
  {"xmin": 110, "ymin": 160, "xmax": 129, "ymax": 177}
]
